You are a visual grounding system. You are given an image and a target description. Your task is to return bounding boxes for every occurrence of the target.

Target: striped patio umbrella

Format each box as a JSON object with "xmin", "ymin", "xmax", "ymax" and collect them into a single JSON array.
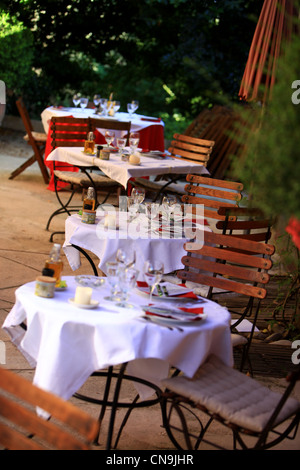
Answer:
[{"xmin": 239, "ymin": 0, "xmax": 298, "ymax": 104}]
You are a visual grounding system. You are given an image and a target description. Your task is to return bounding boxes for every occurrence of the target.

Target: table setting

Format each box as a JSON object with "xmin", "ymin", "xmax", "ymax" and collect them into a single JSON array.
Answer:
[
  {"xmin": 2, "ymin": 269, "xmax": 233, "ymax": 402},
  {"xmin": 63, "ymin": 196, "xmax": 209, "ymax": 280}
]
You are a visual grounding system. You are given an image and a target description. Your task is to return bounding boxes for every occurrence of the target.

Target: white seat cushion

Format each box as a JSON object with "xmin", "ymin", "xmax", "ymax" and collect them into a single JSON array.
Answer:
[
  {"xmin": 162, "ymin": 355, "xmax": 300, "ymax": 433},
  {"xmin": 24, "ymin": 132, "xmax": 47, "ymax": 142}
]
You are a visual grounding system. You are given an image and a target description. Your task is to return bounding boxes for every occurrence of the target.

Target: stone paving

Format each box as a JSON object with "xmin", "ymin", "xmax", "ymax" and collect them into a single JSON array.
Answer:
[{"xmin": 0, "ymin": 126, "xmax": 299, "ymax": 450}]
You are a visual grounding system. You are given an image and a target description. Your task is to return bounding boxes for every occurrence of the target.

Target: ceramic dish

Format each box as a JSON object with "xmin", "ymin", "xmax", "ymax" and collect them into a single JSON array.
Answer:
[{"xmin": 68, "ymin": 299, "xmax": 99, "ymax": 309}]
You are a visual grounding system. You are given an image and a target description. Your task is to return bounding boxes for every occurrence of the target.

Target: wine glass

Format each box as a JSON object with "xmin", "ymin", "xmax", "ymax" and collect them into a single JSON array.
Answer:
[
  {"xmin": 129, "ymin": 132, "xmax": 140, "ymax": 153},
  {"xmin": 112, "ymin": 100, "xmax": 120, "ymax": 114},
  {"xmin": 145, "ymin": 202, "xmax": 159, "ymax": 220},
  {"xmin": 127, "ymin": 196, "xmax": 139, "ymax": 221},
  {"xmin": 80, "ymin": 97, "xmax": 89, "ymax": 111},
  {"xmin": 143, "ymin": 260, "xmax": 164, "ymax": 304},
  {"xmin": 162, "ymin": 195, "xmax": 178, "ymax": 221},
  {"xmin": 100, "ymin": 98, "xmax": 108, "ymax": 116},
  {"xmin": 117, "ymin": 137, "xmax": 127, "ymax": 155},
  {"xmin": 116, "ymin": 249, "xmax": 136, "ymax": 268},
  {"xmin": 104, "ymin": 261, "xmax": 122, "ymax": 301},
  {"xmin": 73, "ymin": 93, "xmax": 81, "ymax": 107},
  {"xmin": 131, "ymin": 187, "xmax": 145, "ymax": 204},
  {"xmin": 127, "ymin": 102, "xmax": 135, "ymax": 117},
  {"xmin": 131, "ymin": 100, "xmax": 139, "ymax": 114},
  {"xmin": 105, "ymin": 130, "xmax": 115, "ymax": 147},
  {"xmin": 116, "ymin": 268, "xmax": 139, "ymax": 308},
  {"xmin": 93, "ymin": 94, "xmax": 101, "ymax": 112}
]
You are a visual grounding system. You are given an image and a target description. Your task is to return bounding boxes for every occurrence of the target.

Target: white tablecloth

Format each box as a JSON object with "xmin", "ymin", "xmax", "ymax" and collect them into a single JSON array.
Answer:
[
  {"xmin": 2, "ymin": 276, "xmax": 232, "ymax": 401},
  {"xmin": 46, "ymin": 146, "xmax": 208, "ymax": 189},
  {"xmin": 64, "ymin": 212, "xmax": 208, "ymax": 281},
  {"xmin": 41, "ymin": 107, "xmax": 164, "ymax": 135}
]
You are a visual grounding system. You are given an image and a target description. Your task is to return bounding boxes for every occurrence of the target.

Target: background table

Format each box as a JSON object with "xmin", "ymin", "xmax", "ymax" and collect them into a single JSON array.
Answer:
[
  {"xmin": 47, "ymin": 146, "xmax": 209, "ymax": 190},
  {"xmin": 42, "ymin": 107, "xmax": 165, "ymax": 191},
  {"xmin": 64, "ymin": 212, "xmax": 209, "ymax": 280}
]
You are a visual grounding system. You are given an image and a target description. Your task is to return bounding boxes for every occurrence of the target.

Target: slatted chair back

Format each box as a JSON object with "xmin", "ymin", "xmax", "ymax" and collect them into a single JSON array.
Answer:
[
  {"xmin": 0, "ymin": 366, "xmax": 100, "ymax": 450},
  {"xmin": 168, "ymin": 133, "xmax": 215, "ymax": 166},
  {"xmin": 89, "ymin": 117, "xmax": 131, "ymax": 145},
  {"xmin": 12, "ymin": 97, "xmax": 49, "ymax": 184},
  {"xmin": 178, "ymin": 231, "xmax": 275, "ymax": 301},
  {"xmin": 184, "ymin": 105, "xmax": 247, "ymax": 179},
  {"xmin": 216, "ymin": 207, "xmax": 273, "ymax": 243},
  {"xmin": 181, "ymin": 175, "xmax": 244, "ymax": 222},
  {"xmin": 50, "ymin": 116, "xmax": 92, "ymax": 150}
]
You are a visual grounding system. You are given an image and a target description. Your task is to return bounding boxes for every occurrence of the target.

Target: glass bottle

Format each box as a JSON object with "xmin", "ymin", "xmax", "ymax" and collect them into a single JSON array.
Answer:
[
  {"xmin": 84, "ymin": 131, "xmax": 95, "ymax": 154},
  {"xmin": 83, "ymin": 186, "xmax": 96, "ymax": 211},
  {"xmin": 44, "ymin": 244, "xmax": 63, "ymax": 287}
]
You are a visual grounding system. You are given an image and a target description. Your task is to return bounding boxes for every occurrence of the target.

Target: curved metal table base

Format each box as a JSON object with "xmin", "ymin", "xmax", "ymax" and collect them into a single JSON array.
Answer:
[{"xmin": 73, "ymin": 363, "xmax": 162, "ymax": 450}]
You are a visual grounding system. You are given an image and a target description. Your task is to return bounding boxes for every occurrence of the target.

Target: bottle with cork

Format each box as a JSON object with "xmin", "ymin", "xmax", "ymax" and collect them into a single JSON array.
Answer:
[
  {"xmin": 44, "ymin": 243, "xmax": 63, "ymax": 288},
  {"xmin": 83, "ymin": 187, "xmax": 96, "ymax": 211},
  {"xmin": 84, "ymin": 131, "xmax": 95, "ymax": 155}
]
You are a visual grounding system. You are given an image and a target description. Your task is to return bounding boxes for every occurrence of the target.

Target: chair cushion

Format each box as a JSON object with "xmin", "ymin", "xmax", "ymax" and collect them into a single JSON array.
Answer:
[
  {"xmin": 53, "ymin": 170, "xmax": 120, "ymax": 188},
  {"xmin": 231, "ymin": 333, "xmax": 248, "ymax": 347},
  {"xmin": 24, "ymin": 132, "xmax": 47, "ymax": 142},
  {"xmin": 133, "ymin": 177, "xmax": 186, "ymax": 195},
  {"xmin": 162, "ymin": 355, "xmax": 300, "ymax": 433}
]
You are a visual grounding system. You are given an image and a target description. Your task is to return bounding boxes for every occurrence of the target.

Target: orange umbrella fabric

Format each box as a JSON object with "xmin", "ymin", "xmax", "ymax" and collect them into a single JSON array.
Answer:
[{"xmin": 239, "ymin": 0, "xmax": 297, "ymax": 104}]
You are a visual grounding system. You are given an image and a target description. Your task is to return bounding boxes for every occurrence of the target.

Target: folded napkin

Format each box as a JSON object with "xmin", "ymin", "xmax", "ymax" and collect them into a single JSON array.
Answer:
[
  {"xmin": 137, "ymin": 281, "xmax": 198, "ymax": 299},
  {"xmin": 144, "ymin": 306, "xmax": 204, "ymax": 322},
  {"xmin": 140, "ymin": 117, "xmax": 161, "ymax": 122}
]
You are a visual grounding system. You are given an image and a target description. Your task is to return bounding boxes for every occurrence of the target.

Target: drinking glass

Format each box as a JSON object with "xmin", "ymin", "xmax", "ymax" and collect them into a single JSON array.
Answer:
[
  {"xmin": 131, "ymin": 187, "xmax": 145, "ymax": 204},
  {"xmin": 80, "ymin": 97, "xmax": 89, "ymax": 111},
  {"xmin": 104, "ymin": 261, "xmax": 122, "ymax": 301},
  {"xmin": 143, "ymin": 260, "xmax": 164, "ymax": 304},
  {"xmin": 73, "ymin": 93, "xmax": 81, "ymax": 107},
  {"xmin": 116, "ymin": 268, "xmax": 139, "ymax": 308},
  {"xmin": 112, "ymin": 100, "xmax": 120, "ymax": 113},
  {"xmin": 117, "ymin": 137, "xmax": 126, "ymax": 155},
  {"xmin": 105, "ymin": 130, "xmax": 115, "ymax": 147},
  {"xmin": 127, "ymin": 102, "xmax": 135, "ymax": 117},
  {"xmin": 129, "ymin": 132, "xmax": 140, "ymax": 153},
  {"xmin": 145, "ymin": 202, "xmax": 159, "ymax": 220},
  {"xmin": 93, "ymin": 94, "xmax": 101, "ymax": 113},
  {"xmin": 116, "ymin": 249, "xmax": 136, "ymax": 268},
  {"xmin": 162, "ymin": 195, "xmax": 178, "ymax": 220},
  {"xmin": 127, "ymin": 196, "xmax": 139, "ymax": 221},
  {"xmin": 100, "ymin": 98, "xmax": 108, "ymax": 116},
  {"xmin": 131, "ymin": 100, "xmax": 139, "ymax": 114}
]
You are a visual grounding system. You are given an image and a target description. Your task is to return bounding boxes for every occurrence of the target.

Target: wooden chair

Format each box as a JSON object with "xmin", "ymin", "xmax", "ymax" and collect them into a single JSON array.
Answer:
[
  {"xmin": 161, "ymin": 354, "xmax": 300, "ymax": 450},
  {"xmin": 46, "ymin": 116, "xmax": 124, "ymax": 237},
  {"xmin": 178, "ymin": 230, "xmax": 275, "ymax": 372},
  {"xmin": 0, "ymin": 366, "xmax": 100, "ymax": 450},
  {"xmin": 10, "ymin": 98, "xmax": 49, "ymax": 184},
  {"xmin": 90, "ymin": 117, "xmax": 131, "ymax": 145},
  {"xmin": 184, "ymin": 105, "xmax": 247, "ymax": 180},
  {"xmin": 130, "ymin": 134, "xmax": 215, "ymax": 202},
  {"xmin": 181, "ymin": 174, "xmax": 244, "ymax": 222},
  {"xmin": 216, "ymin": 207, "xmax": 273, "ymax": 242}
]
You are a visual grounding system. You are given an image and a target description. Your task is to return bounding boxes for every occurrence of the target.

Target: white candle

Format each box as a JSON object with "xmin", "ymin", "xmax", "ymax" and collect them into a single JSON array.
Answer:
[
  {"xmin": 74, "ymin": 287, "xmax": 92, "ymax": 305},
  {"xmin": 104, "ymin": 214, "xmax": 117, "ymax": 228}
]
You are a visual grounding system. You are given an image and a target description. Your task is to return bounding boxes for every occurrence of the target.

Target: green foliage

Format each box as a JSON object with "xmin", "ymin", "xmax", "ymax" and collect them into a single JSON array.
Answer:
[
  {"xmin": 233, "ymin": 32, "xmax": 300, "ymax": 223},
  {"xmin": 0, "ymin": 11, "xmax": 34, "ymax": 94},
  {"xmin": 2, "ymin": 0, "xmax": 261, "ymax": 121}
]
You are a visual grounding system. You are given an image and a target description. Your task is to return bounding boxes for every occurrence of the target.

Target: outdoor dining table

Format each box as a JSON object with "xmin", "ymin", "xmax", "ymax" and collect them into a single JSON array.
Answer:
[
  {"xmin": 2, "ymin": 275, "xmax": 233, "ymax": 449},
  {"xmin": 63, "ymin": 210, "xmax": 210, "ymax": 281},
  {"xmin": 41, "ymin": 106, "xmax": 165, "ymax": 191},
  {"xmin": 46, "ymin": 146, "xmax": 209, "ymax": 190}
]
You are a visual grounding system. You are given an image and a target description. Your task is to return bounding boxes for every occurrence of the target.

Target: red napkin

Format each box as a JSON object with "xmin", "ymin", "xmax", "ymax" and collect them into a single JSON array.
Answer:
[{"xmin": 140, "ymin": 117, "xmax": 161, "ymax": 122}]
